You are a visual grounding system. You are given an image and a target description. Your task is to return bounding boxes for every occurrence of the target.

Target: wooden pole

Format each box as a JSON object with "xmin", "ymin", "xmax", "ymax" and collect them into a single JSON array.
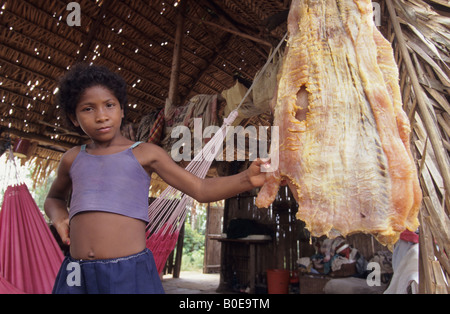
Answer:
[
  {"xmin": 166, "ymin": 0, "xmax": 187, "ymax": 119},
  {"xmin": 173, "ymin": 223, "xmax": 185, "ymax": 278},
  {"xmin": 386, "ymin": 0, "xmax": 450, "ymax": 199},
  {"xmin": 75, "ymin": 0, "xmax": 111, "ymax": 63},
  {"xmin": 4, "ymin": 127, "xmax": 76, "ymax": 150},
  {"xmin": 191, "ymin": 17, "xmax": 273, "ymax": 48}
]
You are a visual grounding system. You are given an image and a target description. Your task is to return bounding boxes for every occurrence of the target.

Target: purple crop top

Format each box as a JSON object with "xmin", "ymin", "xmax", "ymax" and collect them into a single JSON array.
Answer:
[{"xmin": 69, "ymin": 142, "xmax": 151, "ymax": 223}]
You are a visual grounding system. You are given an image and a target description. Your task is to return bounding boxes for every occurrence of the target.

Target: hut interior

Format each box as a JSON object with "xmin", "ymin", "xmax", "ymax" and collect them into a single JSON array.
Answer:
[{"xmin": 0, "ymin": 0, "xmax": 449, "ymax": 294}]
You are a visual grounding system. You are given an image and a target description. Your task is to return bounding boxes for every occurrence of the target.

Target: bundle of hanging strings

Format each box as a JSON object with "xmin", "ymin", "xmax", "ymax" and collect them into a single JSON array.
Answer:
[
  {"xmin": 1, "ymin": 146, "xmax": 24, "ymax": 197},
  {"xmin": 146, "ymin": 33, "xmax": 288, "ymax": 273}
]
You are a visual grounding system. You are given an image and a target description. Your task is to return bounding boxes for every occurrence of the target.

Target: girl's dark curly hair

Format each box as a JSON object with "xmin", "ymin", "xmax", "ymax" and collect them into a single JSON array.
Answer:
[{"xmin": 56, "ymin": 63, "xmax": 128, "ymax": 133}]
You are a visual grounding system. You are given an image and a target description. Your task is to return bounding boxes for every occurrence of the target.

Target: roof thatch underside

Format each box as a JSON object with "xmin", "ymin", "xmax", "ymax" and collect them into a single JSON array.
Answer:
[
  {"xmin": 0, "ymin": 0, "xmax": 449, "ymax": 294},
  {"xmin": 0, "ymin": 0, "xmax": 288, "ymax": 164}
]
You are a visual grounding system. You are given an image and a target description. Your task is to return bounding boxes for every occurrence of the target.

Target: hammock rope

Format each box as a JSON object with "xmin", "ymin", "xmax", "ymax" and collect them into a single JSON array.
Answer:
[{"xmin": 146, "ymin": 33, "xmax": 288, "ymax": 273}]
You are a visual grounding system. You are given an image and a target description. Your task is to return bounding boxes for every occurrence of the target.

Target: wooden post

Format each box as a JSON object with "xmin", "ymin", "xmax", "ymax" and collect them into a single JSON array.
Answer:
[
  {"xmin": 165, "ymin": 0, "xmax": 187, "ymax": 120},
  {"xmin": 75, "ymin": 0, "xmax": 111, "ymax": 63},
  {"xmin": 173, "ymin": 223, "xmax": 185, "ymax": 278}
]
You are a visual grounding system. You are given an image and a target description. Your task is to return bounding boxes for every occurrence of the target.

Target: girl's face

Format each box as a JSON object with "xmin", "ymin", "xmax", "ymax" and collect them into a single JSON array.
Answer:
[{"xmin": 71, "ymin": 85, "xmax": 124, "ymax": 143}]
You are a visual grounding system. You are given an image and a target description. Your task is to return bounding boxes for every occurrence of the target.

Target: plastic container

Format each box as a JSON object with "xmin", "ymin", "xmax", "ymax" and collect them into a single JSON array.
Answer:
[{"xmin": 266, "ymin": 269, "xmax": 290, "ymax": 294}]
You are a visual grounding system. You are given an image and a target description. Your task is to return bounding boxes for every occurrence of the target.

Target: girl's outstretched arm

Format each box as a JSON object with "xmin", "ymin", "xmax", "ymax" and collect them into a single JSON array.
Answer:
[
  {"xmin": 196, "ymin": 158, "xmax": 268, "ymax": 202},
  {"xmin": 140, "ymin": 143, "xmax": 268, "ymax": 203}
]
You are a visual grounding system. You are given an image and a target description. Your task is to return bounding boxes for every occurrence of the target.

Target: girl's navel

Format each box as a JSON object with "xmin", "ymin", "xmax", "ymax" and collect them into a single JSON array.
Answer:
[{"xmin": 87, "ymin": 250, "xmax": 96, "ymax": 259}]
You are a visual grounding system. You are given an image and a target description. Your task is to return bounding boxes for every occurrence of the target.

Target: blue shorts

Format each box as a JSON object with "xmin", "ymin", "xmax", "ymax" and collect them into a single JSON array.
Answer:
[{"xmin": 52, "ymin": 249, "xmax": 165, "ymax": 294}]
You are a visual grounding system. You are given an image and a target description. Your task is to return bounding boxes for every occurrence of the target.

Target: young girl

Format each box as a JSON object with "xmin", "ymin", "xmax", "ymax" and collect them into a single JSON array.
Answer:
[{"xmin": 45, "ymin": 64, "xmax": 268, "ymax": 294}]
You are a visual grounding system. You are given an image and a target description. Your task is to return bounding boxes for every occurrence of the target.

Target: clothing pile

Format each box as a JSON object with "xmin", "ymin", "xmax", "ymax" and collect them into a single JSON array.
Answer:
[
  {"xmin": 136, "ymin": 108, "xmax": 165, "ymax": 145},
  {"xmin": 136, "ymin": 94, "xmax": 221, "ymax": 156},
  {"xmin": 298, "ymin": 238, "xmax": 366, "ymax": 276},
  {"xmin": 164, "ymin": 95, "xmax": 220, "ymax": 154}
]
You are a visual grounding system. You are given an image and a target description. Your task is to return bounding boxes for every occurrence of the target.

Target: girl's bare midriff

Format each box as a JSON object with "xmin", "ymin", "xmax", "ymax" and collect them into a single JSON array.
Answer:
[{"xmin": 69, "ymin": 212, "xmax": 147, "ymax": 260}]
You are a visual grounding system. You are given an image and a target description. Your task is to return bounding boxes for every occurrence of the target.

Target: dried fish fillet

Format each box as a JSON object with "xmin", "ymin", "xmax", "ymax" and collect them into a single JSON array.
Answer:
[{"xmin": 255, "ymin": 0, "xmax": 422, "ymax": 246}]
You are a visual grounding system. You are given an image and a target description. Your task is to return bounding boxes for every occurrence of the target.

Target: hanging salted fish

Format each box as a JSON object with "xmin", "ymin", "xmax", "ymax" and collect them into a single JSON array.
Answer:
[{"xmin": 256, "ymin": 0, "xmax": 422, "ymax": 247}]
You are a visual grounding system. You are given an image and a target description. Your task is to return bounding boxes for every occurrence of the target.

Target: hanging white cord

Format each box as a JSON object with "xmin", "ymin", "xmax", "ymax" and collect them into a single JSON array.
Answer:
[
  {"xmin": 6, "ymin": 148, "xmax": 23, "ymax": 187},
  {"xmin": 147, "ymin": 33, "xmax": 288, "ymax": 235}
]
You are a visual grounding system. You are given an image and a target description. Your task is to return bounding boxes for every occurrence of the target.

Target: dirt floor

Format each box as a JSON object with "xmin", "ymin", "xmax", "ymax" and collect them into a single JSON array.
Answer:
[{"xmin": 161, "ymin": 271, "xmax": 221, "ymax": 294}]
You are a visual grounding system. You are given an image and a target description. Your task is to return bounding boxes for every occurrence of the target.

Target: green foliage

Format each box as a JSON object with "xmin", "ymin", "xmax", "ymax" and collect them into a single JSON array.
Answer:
[
  {"xmin": 181, "ymin": 221, "xmax": 205, "ymax": 271},
  {"xmin": 25, "ymin": 166, "xmax": 55, "ymax": 220},
  {"xmin": 31, "ymin": 176, "xmax": 54, "ymax": 212}
]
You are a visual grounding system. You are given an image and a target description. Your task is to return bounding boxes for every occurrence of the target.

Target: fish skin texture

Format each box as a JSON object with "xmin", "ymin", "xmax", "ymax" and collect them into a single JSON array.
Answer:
[{"xmin": 255, "ymin": 0, "xmax": 422, "ymax": 247}]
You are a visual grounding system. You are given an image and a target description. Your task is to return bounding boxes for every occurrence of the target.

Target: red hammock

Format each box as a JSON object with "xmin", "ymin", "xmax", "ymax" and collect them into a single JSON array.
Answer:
[
  {"xmin": 146, "ymin": 224, "xmax": 180, "ymax": 273},
  {"xmin": 0, "ymin": 274, "xmax": 24, "ymax": 294},
  {"xmin": 0, "ymin": 184, "xmax": 64, "ymax": 294}
]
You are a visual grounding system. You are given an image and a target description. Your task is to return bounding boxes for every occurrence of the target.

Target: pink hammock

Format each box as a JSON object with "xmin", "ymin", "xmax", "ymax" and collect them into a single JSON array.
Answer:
[
  {"xmin": 0, "ymin": 274, "xmax": 24, "ymax": 294},
  {"xmin": 0, "ymin": 184, "xmax": 64, "ymax": 294}
]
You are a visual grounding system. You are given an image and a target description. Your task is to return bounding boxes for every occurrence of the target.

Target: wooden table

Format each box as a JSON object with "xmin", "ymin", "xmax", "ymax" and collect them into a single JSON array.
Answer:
[{"xmin": 210, "ymin": 235, "xmax": 271, "ymax": 293}]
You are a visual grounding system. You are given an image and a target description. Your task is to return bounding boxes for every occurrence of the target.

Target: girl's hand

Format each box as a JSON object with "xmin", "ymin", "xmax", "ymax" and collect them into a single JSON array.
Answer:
[
  {"xmin": 247, "ymin": 158, "xmax": 270, "ymax": 188},
  {"xmin": 54, "ymin": 218, "xmax": 71, "ymax": 246}
]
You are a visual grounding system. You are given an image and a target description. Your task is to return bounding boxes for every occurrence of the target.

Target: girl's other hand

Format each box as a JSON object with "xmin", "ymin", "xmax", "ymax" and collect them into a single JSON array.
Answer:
[
  {"xmin": 54, "ymin": 218, "xmax": 71, "ymax": 246},
  {"xmin": 247, "ymin": 158, "xmax": 270, "ymax": 188}
]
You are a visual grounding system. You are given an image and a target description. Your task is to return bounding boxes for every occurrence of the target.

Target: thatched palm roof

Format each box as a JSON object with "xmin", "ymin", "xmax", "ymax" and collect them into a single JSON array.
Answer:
[
  {"xmin": 1, "ymin": 0, "xmax": 286, "ymax": 165},
  {"xmin": 383, "ymin": 0, "xmax": 449, "ymax": 294}
]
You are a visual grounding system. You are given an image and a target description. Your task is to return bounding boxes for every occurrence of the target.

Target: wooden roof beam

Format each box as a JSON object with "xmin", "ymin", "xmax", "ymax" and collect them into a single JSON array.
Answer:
[
  {"xmin": 74, "ymin": 0, "xmax": 112, "ymax": 64},
  {"xmin": 72, "ymin": 7, "xmax": 221, "ymax": 101},
  {"xmin": 108, "ymin": 2, "xmax": 244, "ymax": 91},
  {"xmin": 190, "ymin": 17, "xmax": 272, "ymax": 48},
  {"xmin": 182, "ymin": 34, "xmax": 232, "ymax": 104},
  {"xmin": 199, "ymin": 0, "xmax": 270, "ymax": 59},
  {"xmin": 99, "ymin": 9, "xmax": 231, "ymax": 94},
  {"xmin": 1, "ymin": 126, "xmax": 75, "ymax": 150},
  {"xmin": 166, "ymin": 0, "xmax": 187, "ymax": 116}
]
